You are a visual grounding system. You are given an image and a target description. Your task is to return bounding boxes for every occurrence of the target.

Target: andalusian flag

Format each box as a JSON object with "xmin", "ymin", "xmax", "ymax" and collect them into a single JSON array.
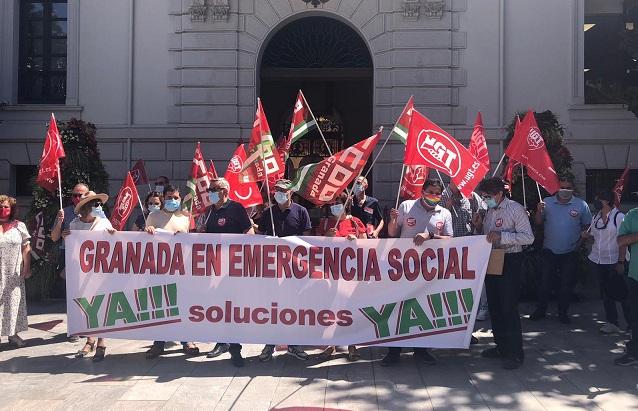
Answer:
[
  {"xmin": 389, "ymin": 96, "xmax": 414, "ymax": 144},
  {"xmin": 277, "ymin": 90, "xmax": 318, "ymax": 161},
  {"xmin": 287, "ymin": 131, "xmax": 381, "ymax": 205},
  {"xmin": 242, "ymin": 98, "xmax": 285, "ymax": 182}
]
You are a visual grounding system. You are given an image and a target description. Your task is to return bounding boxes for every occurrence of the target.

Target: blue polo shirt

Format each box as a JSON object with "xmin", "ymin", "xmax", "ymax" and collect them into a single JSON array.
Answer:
[
  {"xmin": 542, "ymin": 195, "xmax": 592, "ymax": 254},
  {"xmin": 258, "ymin": 202, "xmax": 311, "ymax": 236}
]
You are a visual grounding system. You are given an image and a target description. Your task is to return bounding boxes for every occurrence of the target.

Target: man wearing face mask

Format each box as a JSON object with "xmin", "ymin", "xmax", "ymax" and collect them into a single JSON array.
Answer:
[
  {"xmin": 382, "ymin": 179, "xmax": 453, "ymax": 366},
  {"xmin": 350, "ymin": 176, "xmax": 385, "ymax": 238},
  {"xmin": 474, "ymin": 178, "xmax": 534, "ymax": 370},
  {"xmin": 50, "ymin": 183, "xmax": 89, "ymax": 343},
  {"xmin": 204, "ymin": 177, "xmax": 254, "ymax": 367},
  {"xmin": 530, "ymin": 176, "xmax": 592, "ymax": 324},
  {"xmin": 153, "ymin": 176, "xmax": 170, "ymax": 195},
  {"xmin": 144, "ymin": 185, "xmax": 200, "ymax": 359},
  {"xmin": 254, "ymin": 179, "xmax": 312, "ymax": 362}
]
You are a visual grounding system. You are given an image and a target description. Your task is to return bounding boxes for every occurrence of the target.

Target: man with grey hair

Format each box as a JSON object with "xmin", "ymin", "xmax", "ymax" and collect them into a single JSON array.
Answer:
[
  {"xmin": 204, "ymin": 177, "xmax": 254, "ymax": 367},
  {"xmin": 351, "ymin": 176, "xmax": 384, "ymax": 238}
]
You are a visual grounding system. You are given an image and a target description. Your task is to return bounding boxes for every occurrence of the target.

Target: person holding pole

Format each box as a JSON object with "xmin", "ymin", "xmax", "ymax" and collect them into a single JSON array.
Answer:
[
  {"xmin": 474, "ymin": 178, "xmax": 534, "ymax": 370},
  {"xmin": 204, "ymin": 177, "xmax": 254, "ymax": 367},
  {"xmin": 529, "ymin": 176, "xmax": 592, "ymax": 324},
  {"xmin": 351, "ymin": 176, "xmax": 384, "ymax": 239},
  {"xmin": 133, "ymin": 191, "xmax": 164, "ymax": 231},
  {"xmin": 382, "ymin": 178, "xmax": 453, "ymax": 366}
]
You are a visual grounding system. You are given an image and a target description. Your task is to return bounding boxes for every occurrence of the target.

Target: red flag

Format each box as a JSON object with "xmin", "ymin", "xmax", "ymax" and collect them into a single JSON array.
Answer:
[
  {"xmin": 129, "ymin": 159, "xmax": 148, "ymax": 186},
  {"xmin": 36, "ymin": 113, "xmax": 66, "ymax": 193},
  {"xmin": 110, "ymin": 172, "xmax": 139, "ymax": 231},
  {"xmin": 183, "ymin": 142, "xmax": 212, "ymax": 215},
  {"xmin": 502, "ymin": 159, "xmax": 519, "ymax": 194},
  {"xmin": 468, "ymin": 112, "xmax": 490, "ymax": 170},
  {"xmin": 225, "ymin": 145, "xmax": 263, "ymax": 208},
  {"xmin": 613, "ymin": 166, "xmax": 631, "ymax": 208},
  {"xmin": 504, "ymin": 111, "xmax": 560, "ymax": 194},
  {"xmin": 207, "ymin": 160, "xmax": 218, "ymax": 180},
  {"xmin": 242, "ymin": 99, "xmax": 285, "ymax": 182},
  {"xmin": 400, "ymin": 165, "xmax": 429, "ymax": 200},
  {"xmin": 404, "ymin": 110, "xmax": 488, "ymax": 198},
  {"xmin": 288, "ymin": 131, "xmax": 381, "ymax": 205}
]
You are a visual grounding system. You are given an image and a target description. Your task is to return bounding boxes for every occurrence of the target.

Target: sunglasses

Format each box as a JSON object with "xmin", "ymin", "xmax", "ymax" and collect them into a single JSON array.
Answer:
[{"xmin": 92, "ymin": 201, "xmax": 103, "ymax": 207}]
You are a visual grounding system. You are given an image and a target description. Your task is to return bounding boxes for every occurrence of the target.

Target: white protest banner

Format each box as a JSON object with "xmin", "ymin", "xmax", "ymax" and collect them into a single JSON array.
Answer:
[{"xmin": 65, "ymin": 232, "xmax": 491, "ymax": 348}]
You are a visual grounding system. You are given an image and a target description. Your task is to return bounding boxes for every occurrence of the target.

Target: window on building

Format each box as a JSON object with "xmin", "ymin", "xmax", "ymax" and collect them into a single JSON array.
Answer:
[
  {"xmin": 14, "ymin": 165, "xmax": 38, "ymax": 197},
  {"xmin": 584, "ymin": 0, "xmax": 638, "ymax": 111},
  {"xmin": 18, "ymin": 0, "xmax": 68, "ymax": 104}
]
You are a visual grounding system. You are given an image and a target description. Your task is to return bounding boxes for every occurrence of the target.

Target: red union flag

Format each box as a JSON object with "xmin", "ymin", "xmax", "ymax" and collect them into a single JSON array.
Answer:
[
  {"xmin": 400, "ymin": 165, "xmax": 429, "ymax": 200},
  {"xmin": 110, "ymin": 172, "xmax": 139, "ymax": 231},
  {"xmin": 36, "ymin": 113, "xmax": 66, "ymax": 193},
  {"xmin": 504, "ymin": 111, "xmax": 560, "ymax": 194},
  {"xmin": 224, "ymin": 145, "xmax": 263, "ymax": 208},
  {"xmin": 242, "ymin": 98, "xmax": 285, "ymax": 182},
  {"xmin": 468, "ymin": 112, "xmax": 490, "ymax": 170},
  {"xmin": 183, "ymin": 142, "xmax": 212, "ymax": 215},
  {"xmin": 404, "ymin": 110, "xmax": 488, "ymax": 198},
  {"xmin": 288, "ymin": 131, "xmax": 381, "ymax": 205},
  {"xmin": 613, "ymin": 165, "xmax": 631, "ymax": 208},
  {"xmin": 129, "ymin": 159, "xmax": 148, "ymax": 186},
  {"xmin": 502, "ymin": 159, "xmax": 520, "ymax": 194},
  {"xmin": 207, "ymin": 160, "xmax": 218, "ymax": 180}
]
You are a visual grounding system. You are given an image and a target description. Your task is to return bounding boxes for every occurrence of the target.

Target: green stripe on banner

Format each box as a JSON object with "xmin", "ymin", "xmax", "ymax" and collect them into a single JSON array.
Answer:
[{"xmin": 391, "ymin": 125, "xmax": 407, "ymax": 144}]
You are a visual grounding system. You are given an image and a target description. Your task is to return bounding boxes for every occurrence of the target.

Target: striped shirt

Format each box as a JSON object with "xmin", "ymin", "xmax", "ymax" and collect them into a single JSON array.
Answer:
[
  {"xmin": 482, "ymin": 197, "xmax": 534, "ymax": 254},
  {"xmin": 588, "ymin": 208, "xmax": 624, "ymax": 265},
  {"xmin": 440, "ymin": 189, "xmax": 486, "ymax": 237}
]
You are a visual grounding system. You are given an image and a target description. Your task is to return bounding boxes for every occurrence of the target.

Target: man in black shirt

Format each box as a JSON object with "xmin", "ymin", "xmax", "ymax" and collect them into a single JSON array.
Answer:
[
  {"xmin": 351, "ymin": 176, "xmax": 384, "ymax": 238},
  {"xmin": 256, "ymin": 179, "xmax": 311, "ymax": 362},
  {"xmin": 204, "ymin": 177, "xmax": 254, "ymax": 367}
]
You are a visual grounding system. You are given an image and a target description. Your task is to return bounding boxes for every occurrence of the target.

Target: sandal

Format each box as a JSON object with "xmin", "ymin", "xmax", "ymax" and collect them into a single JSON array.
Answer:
[
  {"xmin": 347, "ymin": 345, "xmax": 361, "ymax": 362},
  {"xmin": 182, "ymin": 343, "xmax": 200, "ymax": 356},
  {"xmin": 76, "ymin": 341, "xmax": 95, "ymax": 358},
  {"xmin": 93, "ymin": 346, "xmax": 106, "ymax": 362}
]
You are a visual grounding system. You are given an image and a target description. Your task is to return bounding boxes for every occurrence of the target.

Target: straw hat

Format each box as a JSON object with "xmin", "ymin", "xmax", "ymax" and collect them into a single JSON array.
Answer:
[{"xmin": 74, "ymin": 191, "xmax": 109, "ymax": 214}]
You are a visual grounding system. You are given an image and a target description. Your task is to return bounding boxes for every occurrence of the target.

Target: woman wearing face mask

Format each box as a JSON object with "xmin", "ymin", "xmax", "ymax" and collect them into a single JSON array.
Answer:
[
  {"xmin": 133, "ymin": 192, "xmax": 164, "ymax": 232},
  {"xmin": 581, "ymin": 190, "xmax": 630, "ymax": 334},
  {"xmin": 65, "ymin": 191, "xmax": 116, "ymax": 361},
  {"xmin": 320, "ymin": 192, "xmax": 366, "ymax": 361},
  {"xmin": 0, "ymin": 195, "xmax": 31, "ymax": 348}
]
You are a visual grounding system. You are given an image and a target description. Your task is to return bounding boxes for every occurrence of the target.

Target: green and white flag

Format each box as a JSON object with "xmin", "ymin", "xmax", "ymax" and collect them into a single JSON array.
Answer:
[{"xmin": 389, "ymin": 96, "xmax": 414, "ymax": 144}]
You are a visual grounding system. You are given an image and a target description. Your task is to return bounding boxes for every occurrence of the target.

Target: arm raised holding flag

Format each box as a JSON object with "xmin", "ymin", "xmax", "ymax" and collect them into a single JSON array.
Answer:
[{"xmin": 36, "ymin": 113, "xmax": 66, "ymax": 210}]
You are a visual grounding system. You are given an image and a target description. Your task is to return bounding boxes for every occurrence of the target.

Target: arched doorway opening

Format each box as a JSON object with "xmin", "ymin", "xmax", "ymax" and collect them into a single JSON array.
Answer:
[{"xmin": 258, "ymin": 16, "xmax": 373, "ymax": 179}]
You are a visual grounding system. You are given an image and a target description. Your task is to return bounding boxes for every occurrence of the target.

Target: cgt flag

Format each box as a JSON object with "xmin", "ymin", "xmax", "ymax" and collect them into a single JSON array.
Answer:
[
  {"xmin": 224, "ymin": 145, "xmax": 263, "ymax": 208},
  {"xmin": 36, "ymin": 113, "xmax": 66, "ymax": 194},
  {"xmin": 129, "ymin": 159, "xmax": 149, "ymax": 186},
  {"xmin": 183, "ymin": 142, "xmax": 212, "ymax": 215},
  {"xmin": 389, "ymin": 96, "xmax": 414, "ymax": 144},
  {"xmin": 504, "ymin": 111, "xmax": 560, "ymax": 194},
  {"xmin": 110, "ymin": 172, "xmax": 139, "ymax": 231},
  {"xmin": 468, "ymin": 112, "xmax": 490, "ymax": 170},
  {"xmin": 242, "ymin": 98, "xmax": 285, "ymax": 182},
  {"xmin": 288, "ymin": 131, "xmax": 381, "ymax": 205},
  {"xmin": 613, "ymin": 165, "xmax": 631, "ymax": 208},
  {"xmin": 400, "ymin": 165, "xmax": 429, "ymax": 200},
  {"xmin": 404, "ymin": 110, "xmax": 488, "ymax": 198}
]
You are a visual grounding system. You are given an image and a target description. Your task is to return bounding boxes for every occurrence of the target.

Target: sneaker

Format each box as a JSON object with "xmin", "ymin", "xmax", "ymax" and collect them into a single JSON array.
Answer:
[
  {"xmin": 600, "ymin": 323, "xmax": 621, "ymax": 334},
  {"xmin": 286, "ymin": 345, "xmax": 309, "ymax": 361},
  {"xmin": 380, "ymin": 352, "xmax": 400, "ymax": 366},
  {"xmin": 614, "ymin": 353, "xmax": 638, "ymax": 366},
  {"xmin": 502, "ymin": 357, "xmax": 523, "ymax": 370},
  {"xmin": 481, "ymin": 347, "xmax": 504, "ymax": 359},
  {"xmin": 476, "ymin": 305, "xmax": 489, "ymax": 321},
  {"xmin": 230, "ymin": 352, "xmax": 245, "ymax": 367},
  {"xmin": 528, "ymin": 310, "xmax": 546, "ymax": 321},
  {"xmin": 207, "ymin": 343, "xmax": 230, "ymax": 358},
  {"xmin": 259, "ymin": 345, "xmax": 275, "ymax": 362},
  {"xmin": 414, "ymin": 349, "xmax": 436, "ymax": 365}
]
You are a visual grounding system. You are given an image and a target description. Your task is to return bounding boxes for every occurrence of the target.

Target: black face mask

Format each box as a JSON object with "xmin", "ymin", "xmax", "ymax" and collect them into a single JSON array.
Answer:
[{"xmin": 593, "ymin": 199, "xmax": 603, "ymax": 211}]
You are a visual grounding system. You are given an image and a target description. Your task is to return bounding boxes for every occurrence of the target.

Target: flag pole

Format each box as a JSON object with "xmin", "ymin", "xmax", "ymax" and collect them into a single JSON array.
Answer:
[
  {"xmin": 56, "ymin": 165, "xmax": 64, "ymax": 211},
  {"xmin": 333, "ymin": 166, "xmax": 367, "ymax": 231},
  {"xmin": 358, "ymin": 127, "xmax": 384, "ymax": 180},
  {"xmin": 435, "ymin": 170, "xmax": 459, "ymax": 218},
  {"xmin": 136, "ymin": 192, "xmax": 147, "ymax": 225},
  {"xmin": 394, "ymin": 165, "xmax": 406, "ymax": 209},
  {"xmin": 520, "ymin": 164, "xmax": 527, "ymax": 209},
  {"xmin": 300, "ymin": 91, "xmax": 333, "ymax": 156},
  {"xmin": 492, "ymin": 153, "xmax": 506, "ymax": 177},
  {"xmin": 535, "ymin": 181, "xmax": 543, "ymax": 202}
]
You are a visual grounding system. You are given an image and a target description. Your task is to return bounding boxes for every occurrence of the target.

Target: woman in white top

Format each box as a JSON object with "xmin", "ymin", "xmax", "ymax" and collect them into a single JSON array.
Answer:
[
  {"xmin": 63, "ymin": 191, "xmax": 116, "ymax": 361},
  {"xmin": 582, "ymin": 190, "xmax": 630, "ymax": 334}
]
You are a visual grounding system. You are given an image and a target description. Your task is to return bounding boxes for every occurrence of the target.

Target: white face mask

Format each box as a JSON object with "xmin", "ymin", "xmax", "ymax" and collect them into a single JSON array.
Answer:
[
  {"xmin": 331, "ymin": 204, "xmax": 344, "ymax": 217},
  {"xmin": 147, "ymin": 204, "xmax": 160, "ymax": 213},
  {"xmin": 155, "ymin": 185, "xmax": 165, "ymax": 194},
  {"xmin": 90, "ymin": 206, "xmax": 105, "ymax": 218},
  {"xmin": 353, "ymin": 183, "xmax": 364, "ymax": 195},
  {"xmin": 274, "ymin": 191, "xmax": 289, "ymax": 205}
]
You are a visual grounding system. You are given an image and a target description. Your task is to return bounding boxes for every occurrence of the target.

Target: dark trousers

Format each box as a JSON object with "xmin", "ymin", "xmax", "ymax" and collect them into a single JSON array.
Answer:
[
  {"xmin": 152, "ymin": 341, "xmax": 189, "ymax": 348},
  {"xmin": 386, "ymin": 347, "xmax": 428, "ymax": 357},
  {"xmin": 486, "ymin": 252, "xmax": 524, "ymax": 360},
  {"xmin": 589, "ymin": 261, "xmax": 631, "ymax": 326},
  {"xmin": 628, "ymin": 278, "xmax": 638, "ymax": 356},
  {"xmin": 537, "ymin": 249, "xmax": 578, "ymax": 315}
]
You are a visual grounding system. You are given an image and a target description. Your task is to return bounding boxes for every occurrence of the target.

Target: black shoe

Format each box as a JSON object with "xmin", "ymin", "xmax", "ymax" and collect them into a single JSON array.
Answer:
[
  {"xmin": 259, "ymin": 345, "xmax": 275, "ymax": 362},
  {"xmin": 286, "ymin": 346, "xmax": 309, "ymax": 361},
  {"xmin": 380, "ymin": 352, "xmax": 400, "ymax": 366},
  {"xmin": 207, "ymin": 343, "xmax": 230, "ymax": 358},
  {"xmin": 145, "ymin": 345, "xmax": 164, "ymax": 359},
  {"xmin": 614, "ymin": 353, "xmax": 638, "ymax": 366},
  {"xmin": 93, "ymin": 346, "xmax": 106, "ymax": 362},
  {"xmin": 414, "ymin": 349, "xmax": 436, "ymax": 365},
  {"xmin": 481, "ymin": 347, "xmax": 504, "ymax": 359},
  {"xmin": 559, "ymin": 313, "xmax": 571, "ymax": 324},
  {"xmin": 502, "ymin": 357, "xmax": 523, "ymax": 370},
  {"xmin": 470, "ymin": 336, "xmax": 479, "ymax": 345},
  {"xmin": 528, "ymin": 310, "xmax": 546, "ymax": 321},
  {"xmin": 182, "ymin": 343, "xmax": 200, "ymax": 356},
  {"xmin": 230, "ymin": 352, "xmax": 245, "ymax": 367}
]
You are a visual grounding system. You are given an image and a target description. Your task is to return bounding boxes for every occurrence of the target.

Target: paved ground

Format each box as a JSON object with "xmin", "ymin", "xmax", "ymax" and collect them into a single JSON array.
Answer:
[{"xmin": 0, "ymin": 299, "xmax": 636, "ymax": 411}]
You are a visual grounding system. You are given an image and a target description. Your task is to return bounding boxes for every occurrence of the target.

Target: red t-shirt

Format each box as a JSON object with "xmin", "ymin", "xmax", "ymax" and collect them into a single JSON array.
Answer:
[{"xmin": 317, "ymin": 216, "xmax": 366, "ymax": 238}]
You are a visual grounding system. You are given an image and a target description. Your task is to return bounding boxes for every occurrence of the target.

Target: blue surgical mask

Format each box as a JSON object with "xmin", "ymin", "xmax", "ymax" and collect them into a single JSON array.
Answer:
[
  {"xmin": 353, "ymin": 183, "xmax": 364, "ymax": 195},
  {"xmin": 331, "ymin": 204, "xmax": 344, "ymax": 217},
  {"xmin": 208, "ymin": 191, "xmax": 220, "ymax": 205},
  {"xmin": 485, "ymin": 198, "xmax": 498, "ymax": 209},
  {"xmin": 90, "ymin": 206, "xmax": 104, "ymax": 218},
  {"xmin": 164, "ymin": 199, "xmax": 180, "ymax": 212},
  {"xmin": 274, "ymin": 191, "xmax": 288, "ymax": 205},
  {"xmin": 155, "ymin": 185, "xmax": 165, "ymax": 194},
  {"xmin": 147, "ymin": 204, "xmax": 160, "ymax": 213}
]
